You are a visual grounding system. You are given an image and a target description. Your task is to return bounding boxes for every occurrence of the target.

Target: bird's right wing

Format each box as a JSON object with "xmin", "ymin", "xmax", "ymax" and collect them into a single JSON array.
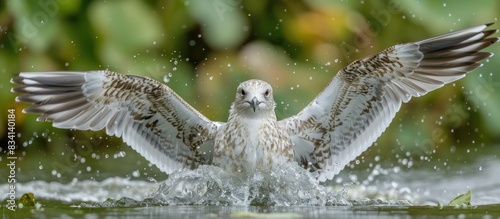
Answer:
[
  {"xmin": 279, "ymin": 23, "xmax": 499, "ymax": 182},
  {"xmin": 13, "ymin": 70, "xmax": 223, "ymax": 174}
]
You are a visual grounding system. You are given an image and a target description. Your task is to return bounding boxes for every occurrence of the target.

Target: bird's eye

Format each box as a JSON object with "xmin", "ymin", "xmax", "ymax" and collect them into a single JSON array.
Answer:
[
  {"xmin": 264, "ymin": 89, "xmax": 270, "ymax": 97},
  {"xmin": 240, "ymin": 89, "xmax": 246, "ymax": 96}
]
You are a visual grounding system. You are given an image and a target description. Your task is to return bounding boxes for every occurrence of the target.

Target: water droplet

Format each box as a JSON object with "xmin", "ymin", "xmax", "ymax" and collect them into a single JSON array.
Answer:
[
  {"xmin": 113, "ymin": 151, "xmax": 126, "ymax": 159},
  {"xmin": 163, "ymin": 75, "xmax": 170, "ymax": 83},
  {"xmin": 132, "ymin": 170, "xmax": 140, "ymax": 177}
]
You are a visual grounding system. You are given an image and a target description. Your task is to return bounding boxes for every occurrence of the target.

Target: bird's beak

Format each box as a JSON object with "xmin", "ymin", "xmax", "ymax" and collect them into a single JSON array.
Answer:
[{"xmin": 246, "ymin": 96, "xmax": 260, "ymax": 112}]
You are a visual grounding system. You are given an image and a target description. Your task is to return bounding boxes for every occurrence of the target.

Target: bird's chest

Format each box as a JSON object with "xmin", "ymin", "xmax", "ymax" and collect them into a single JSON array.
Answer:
[{"xmin": 213, "ymin": 117, "xmax": 293, "ymax": 173}]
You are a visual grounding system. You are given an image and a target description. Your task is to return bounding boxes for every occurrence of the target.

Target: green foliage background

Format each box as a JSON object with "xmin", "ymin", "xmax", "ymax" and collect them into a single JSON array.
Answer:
[{"xmin": 0, "ymin": 0, "xmax": 499, "ymax": 183}]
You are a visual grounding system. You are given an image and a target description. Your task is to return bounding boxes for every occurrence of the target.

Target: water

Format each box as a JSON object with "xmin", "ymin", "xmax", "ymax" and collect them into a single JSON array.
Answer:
[
  {"xmin": 149, "ymin": 164, "xmax": 337, "ymax": 206},
  {"xmin": 2, "ymin": 156, "xmax": 500, "ymax": 218},
  {"xmin": 6, "ymin": 205, "xmax": 500, "ymax": 218}
]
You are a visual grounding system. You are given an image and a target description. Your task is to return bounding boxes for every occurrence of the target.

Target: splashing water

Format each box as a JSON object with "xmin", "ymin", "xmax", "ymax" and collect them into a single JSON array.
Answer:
[
  {"xmin": 3, "ymin": 157, "xmax": 500, "ymax": 219},
  {"xmin": 1, "ymin": 162, "xmax": 424, "ymax": 207},
  {"xmin": 148, "ymin": 163, "xmax": 346, "ymax": 206},
  {"xmin": 13, "ymin": 158, "xmax": 500, "ymax": 208}
]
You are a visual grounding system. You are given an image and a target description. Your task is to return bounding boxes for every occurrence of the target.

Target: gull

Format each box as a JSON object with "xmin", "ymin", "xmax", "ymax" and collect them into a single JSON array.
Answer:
[{"xmin": 13, "ymin": 23, "xmax": 499, "ymax": 182}]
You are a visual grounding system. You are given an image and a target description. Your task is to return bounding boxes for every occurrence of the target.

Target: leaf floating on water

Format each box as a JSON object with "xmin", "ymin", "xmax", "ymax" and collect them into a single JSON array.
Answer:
[
  {"xmin": 19, "ymin": 192, "xmax": 36, "ymax": 207},
  {"xmin": 230, "ymin": 211, "xmax": 303, "ymax": 218},
  {"xmin": 447, "ymin": 190, "xmax": 472, "ymax": 207}
]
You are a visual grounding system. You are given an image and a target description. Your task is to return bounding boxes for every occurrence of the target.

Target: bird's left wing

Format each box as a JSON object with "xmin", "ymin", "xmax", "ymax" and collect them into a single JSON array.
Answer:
[
  {"xmin": 12, "ymin": 70, "xmax": 222, "ymax": 174},
  {"xmin": 279, "ymin": 23, "xmax": 499, "ymax": 182}
]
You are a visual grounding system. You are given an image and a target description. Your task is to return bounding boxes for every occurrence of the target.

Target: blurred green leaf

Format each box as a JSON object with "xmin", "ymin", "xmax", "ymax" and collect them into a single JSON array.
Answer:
[
  {"xmin": 7, "ymin": 1, "xmax": 61, "ymax": 53},
  {"xmin": 447, "ymin": 190, "xmax": 472, "ymax": 207},
  {"xmin": 186, "ymin": 0, "xmax": 248, "ymax": 49},
  {"xmin": 19, "ymin": 192, "xmax": 36, "ymax": 207},
  {"xmin": 88, "ymin": 0, "xmax": 166, "ymax": 73},
  {"xmin": 88, "ymin": 0, "xmax": 163, "ymax": 52}
]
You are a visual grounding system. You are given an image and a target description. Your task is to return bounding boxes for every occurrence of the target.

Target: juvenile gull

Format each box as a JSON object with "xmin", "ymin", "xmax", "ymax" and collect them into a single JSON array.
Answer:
[{"xmin": 13, "ymin": 23, "xmax": 499, "ymax": 181}]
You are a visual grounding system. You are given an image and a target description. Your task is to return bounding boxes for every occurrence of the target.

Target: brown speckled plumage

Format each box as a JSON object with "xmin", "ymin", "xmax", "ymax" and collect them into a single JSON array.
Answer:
[{"xmin": 213, "ymin": 80, "xmax": 294, "ymax": 173}]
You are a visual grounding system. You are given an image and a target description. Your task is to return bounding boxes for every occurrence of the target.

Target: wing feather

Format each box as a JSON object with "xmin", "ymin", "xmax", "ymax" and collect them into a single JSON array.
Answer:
[
  {"xmin": 12, "ymin": 70, "xmax": 222, "ymax": 174},
  {"xmin": 280, "ymin": 23, "xmax": 499, "ymax": 181}
]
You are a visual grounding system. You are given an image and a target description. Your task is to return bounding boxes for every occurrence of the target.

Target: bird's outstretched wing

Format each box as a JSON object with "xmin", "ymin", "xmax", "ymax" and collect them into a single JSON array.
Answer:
[
  {"xmin": 12, "ymin": 70, "xmax": 222, "ymax": 174},
  {"xmin": 279, "ymin": 23, "xmax": 499, "ymax": 182}
]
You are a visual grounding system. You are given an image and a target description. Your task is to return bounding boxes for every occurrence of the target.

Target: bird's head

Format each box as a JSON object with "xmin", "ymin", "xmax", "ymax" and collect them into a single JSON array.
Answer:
[{"xmin": 232, "ymin": 79, "xmax": 275, "ymax": 117}]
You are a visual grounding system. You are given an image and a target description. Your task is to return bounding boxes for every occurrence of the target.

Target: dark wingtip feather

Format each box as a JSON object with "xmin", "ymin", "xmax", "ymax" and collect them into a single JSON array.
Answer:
[
  {"xmin": 10, "ymin": 77, "xmax": 24, "ymax": 86},
  {"xmin": 490, "ymin": 36, "xmax": 500, "ymax": 45},
  {"xmin": 418, "ymin": 23, "xmax": 498, "ymax": 54}
]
